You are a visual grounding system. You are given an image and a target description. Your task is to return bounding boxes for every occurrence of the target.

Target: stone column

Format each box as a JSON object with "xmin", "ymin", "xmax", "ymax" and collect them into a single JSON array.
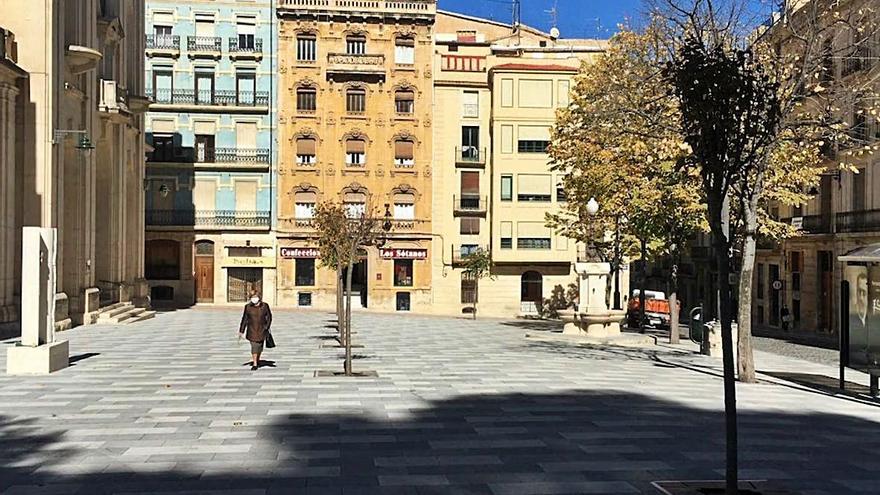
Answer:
[{"xmin": 0, "ymin": 83, "xmax": 19, "ymax": 323}]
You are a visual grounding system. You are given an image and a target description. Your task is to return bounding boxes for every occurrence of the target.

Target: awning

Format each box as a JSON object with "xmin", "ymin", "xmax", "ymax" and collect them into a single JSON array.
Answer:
[{"xmin": 839, "ymin": 244, "xmax": 880, "ymax": 263}]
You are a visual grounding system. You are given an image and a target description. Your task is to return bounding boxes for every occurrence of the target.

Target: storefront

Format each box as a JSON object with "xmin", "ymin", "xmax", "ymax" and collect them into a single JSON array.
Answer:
[
  {"xmin": 380, "ymin": 247, "xmax": 428, "ymax": 311},
  {"xmin": 221, "ymin": 242, "xmax": 277, "ymax": 305}
]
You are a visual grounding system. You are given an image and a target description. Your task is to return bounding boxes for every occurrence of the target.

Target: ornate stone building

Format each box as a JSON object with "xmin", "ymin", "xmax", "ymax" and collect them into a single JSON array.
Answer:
[
  {"xmin": 275, "ymin": 0, "xmax": 436, "ymax": 312},
  {"xmin": 2, "ymin": 0, "xmax": 150, "ymax": 331}
]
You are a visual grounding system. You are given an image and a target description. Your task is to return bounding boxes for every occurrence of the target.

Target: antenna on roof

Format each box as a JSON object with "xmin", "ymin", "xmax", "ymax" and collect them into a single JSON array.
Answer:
[
  {"xmin": 546, "ymin": 0, "xmax": 559, "ymax": 39},
  {"xmin": 512, "ymin": 0, "xmax": 521, "ymax": 42}
]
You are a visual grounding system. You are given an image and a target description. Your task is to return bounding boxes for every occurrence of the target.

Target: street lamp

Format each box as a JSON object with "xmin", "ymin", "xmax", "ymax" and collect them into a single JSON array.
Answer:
[
  {"xmin": 586, "ymin": 197, "xmax": 622, "ymax": 311},
  {"xmin": 382, "ymin": 203, "xmax": 393, "ymax": 233}
]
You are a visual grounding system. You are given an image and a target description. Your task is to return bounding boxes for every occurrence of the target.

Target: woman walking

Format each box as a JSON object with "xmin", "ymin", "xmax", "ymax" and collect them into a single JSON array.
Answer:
[{"xmin": 239, "ymin": 290, "xmax": 273, "ymax": 371}]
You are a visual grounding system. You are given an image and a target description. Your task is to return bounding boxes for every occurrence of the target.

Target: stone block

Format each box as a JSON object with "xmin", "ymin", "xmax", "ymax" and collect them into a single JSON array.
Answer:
[
  {"xmin": 702, "ymin": 321, "xmax": 738, "ymax": 360},
  {"xmin": 6, "ymin": 340, "xmax": 69, "ymax": 375},
  {"xmin": 82, "ymin": 287, "xmax": 100, "ymax": 325}
]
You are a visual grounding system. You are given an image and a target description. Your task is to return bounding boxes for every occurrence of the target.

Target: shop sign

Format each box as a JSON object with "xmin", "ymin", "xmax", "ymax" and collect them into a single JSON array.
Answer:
[
  {"xmin": 380, "ymin": 248, "xmax": 428, "ymax": 260},
  {"xmin": 280, "ymin": 247, "xmax": 320, "ymax": 259},
  {"xmin": 223, "ymin": 256, "xmax": 276, "ymax": 268}
]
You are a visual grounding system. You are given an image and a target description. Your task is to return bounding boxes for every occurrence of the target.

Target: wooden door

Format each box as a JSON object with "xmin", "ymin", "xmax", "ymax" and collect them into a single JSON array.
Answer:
[{"xmin": 195, "ymin": 256, "xmax": 214, "ymax": 303}]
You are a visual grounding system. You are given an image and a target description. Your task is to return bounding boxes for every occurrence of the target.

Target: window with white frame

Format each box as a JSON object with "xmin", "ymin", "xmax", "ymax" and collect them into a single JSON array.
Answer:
[
  {"xmin": 297, "ymin": 35, "xmax": 316, "ymax": 62},
  {"xmin": 395, "ymin": 37, "xmax": 415, "ymax": 65},
  {"xmin": 343, "ymin": 191, "xmax": 367, "ymax": 218},
  {"xmin": 346, "ymin": 35, "xmax": 366, "ymax": 55},
  {"xmin": 393, "ymin": 192, "xmax": 415, "ymax": 220},
  {"xmin": 294, "ymin": 192, "xmax": 316, "ymax": 219},
  {"xmin": 296, "ymin": 137, "xmax": 316, "ymax": 165},
  {"xmin": 345, "ymin": 138, "xmax": 366, "ymax": 166},
  {"xmin": 394, "ymin": 139, "xmax": 415, "ymax": 167}
]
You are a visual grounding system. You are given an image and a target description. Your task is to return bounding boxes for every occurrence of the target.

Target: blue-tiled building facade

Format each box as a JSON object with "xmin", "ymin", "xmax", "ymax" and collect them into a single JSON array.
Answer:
[{"xmin": 144, "ymin": 0, "xmax": 277, "ymax": 307}]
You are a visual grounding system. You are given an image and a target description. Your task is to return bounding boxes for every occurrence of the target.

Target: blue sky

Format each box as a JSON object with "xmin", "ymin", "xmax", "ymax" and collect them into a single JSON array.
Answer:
[{"xmin": 437, "ymin": 0, "xmax": 775, "ymax": 39}]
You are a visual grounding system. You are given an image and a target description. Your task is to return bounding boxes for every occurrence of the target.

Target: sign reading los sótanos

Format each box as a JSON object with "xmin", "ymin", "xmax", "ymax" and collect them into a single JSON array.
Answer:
[{"xmin": 380, "ymin": 248, "xmax": 427, "ymax": 260}]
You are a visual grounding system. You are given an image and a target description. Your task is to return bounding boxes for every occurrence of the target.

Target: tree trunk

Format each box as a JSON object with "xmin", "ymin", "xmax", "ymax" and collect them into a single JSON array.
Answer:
[
  {"xmin": 472, "ymin": 278, "xmax": 478, "ymax": 320},
  {"xmin": 336, "ymin": 264, "xmax": 344, "ymax": 341},
  {"xmin": 344, "ymin": 258, "xmax": 354, "ymax": 376},
  {"xmin": 737, "ymin": 231, "xmax": 758, "ymax": 383},
  {"xmin": 670, "ymin": 262, "xmax": 680, "ymax": 344},
  {"xmin": 639, "ymin": 238, "xmax": 647, "ymax": 334},
  {"xmin": 709, "ymin": 197, "xmax": 738, "ymax": 495}
]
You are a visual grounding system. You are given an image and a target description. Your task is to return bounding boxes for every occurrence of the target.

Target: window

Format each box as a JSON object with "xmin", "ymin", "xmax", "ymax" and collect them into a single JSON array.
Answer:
[
  {"xmin": 460, "ymin": 217, "xmax": 480, "ymax": 235},
  {"xmin": 297, "ymin": 35, "xmax": 316, "ymax": 62},
  {"xmin": 462, "ymin": 91, "xmax": 479, "ymax": 117},
  {"xmin": 396, "ymin": 292, "xmax": 411, "ymax": 311},
  {"xmin": 461, "ymin": 126, "xmax": 479, "ymax": 159},
  {"xmin": 518, "ymin": 140, "xmax": 550, "ymax": 153},
  {"xmin": 343, "ymin": 191, "xmax": 367, "ymax": 218},
  {"xmin": 500, "ymin": 175, "xmax": 513, "ymax": 201},
  {"xmin": 556, "ymin": 183, "xmax": 567, "ymax": 202},
  {"xmin": 345, "ymin": 138, "xmax": 366, "ymax": 166},
  {"xmin": 296, "ymin": 87, "xmax": 316, "ymax": 112},
  {"xmin": 395, "ymin": 37, "xmax": 415, "ymax": 65},
  {"xmin": 346, "ymin": 35, "xmax": 366, "ymax": 55},
  {"xmin": 346, "ymin": 87, "xmax": 366, "ymax": 113},
  {"xmin": 152, "ymin": 69, "xmax": 173, "ymax": 102},
  {"xmin": 460, "ymin": 244, "xmax": 479, "ymax": 257},
  {"xmin": 395, "ymin": 89, "xmax": 414, "ymax": 114},
  {"xmin": 194, "ymin": 12, "xmax": 215, "ymax": 37},
  {"xmin": 228, "ymin": 247, "xmax": 262, "ymax": 258},
  {"xmin": 757, "ymin": 263, "xmax": 765, "ymax": 300},
  {"xmin": 154, "ymin": 25, "xmax": 172, "ymax": 37},
  {"xmin": 518, "ymin": 238, "xmax": 551, "ymax": 249},
  {"xmin": 295, "ymin": 259, "xmax": 316, "ymax": 286},
  {"xmin": 394, "ymin": 259, "xmax": 414, "ymax": 287},
  {"xmin": 152, "ymin": 134, "xmax": 175, "ymax": 162},
  {"xmin": 853, "ymin": 168, "xmax": 866, "ymax": 211},
  {"xmin": 145, "ymin": 240, "xmax": 181, "ymax": 280},
  {"xmin": 236, "ymin": 16, "xmax": 256, "ymax": 50},
  {"xmin": 517, "ymin": 222, "xmax": 551, "ymax": 249},
  {"xmin": 236, "ymin": 72, "xmax": 256, "ymax": 105},
  {"xmin": 296, "ymin": 138, "xmax": 317, "ymax": 165},
  {"xmin": 517, "ymin": 174, "xmax": 552, "ymax": 202},
  {"xmin": 195, "ymin": 71, "xmax": 214, "ymax": 104},
  {"xmin": 295, "ymin": 200, "xmax": 316, "ymax": 219},
  {"xmin": 195, "ymin": 134, "xmax": 215, "ymax": 163},
  {"xmin": 500, "ymin": 222, "xmax": 513, "ymax": 249},
  {"xmin": 461, "ymin": 272, "xmax": 477, "ymax": 304},
  {"xmin": 394, "ymin": 139, "xmax": 415, "ymax": 167},
  {"xmin": 393, "ymin": 192, "xmax": 415, "ymax": 220}
]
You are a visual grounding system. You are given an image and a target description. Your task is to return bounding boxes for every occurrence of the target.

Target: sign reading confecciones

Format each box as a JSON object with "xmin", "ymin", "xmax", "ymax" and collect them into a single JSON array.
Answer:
[
  {"xmin": 280, "ymin": 247, "xmax": 320, "ymax": 259},
  {"xmin": 379, "ymin": 248, "xmax": 428, "ymax": 260}
]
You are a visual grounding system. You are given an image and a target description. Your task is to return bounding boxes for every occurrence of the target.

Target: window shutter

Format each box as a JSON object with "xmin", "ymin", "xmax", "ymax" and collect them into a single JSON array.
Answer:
[
  {"xmin": 460, "ymin": 171, "xmax": 480, "ymax": 194},
  {"xmin": 297, "ymin": 138, "xmax": 316, "ymax": 155},
  {"xmin": 460, "ymin": 217, "xmax": 480, "ymax": 235},
  {"xmin": 518, "ymin": 126, "xmax": 551, "ymax": 141},
  {"xmin": 346, "ymin": 139, "xmax": 365, "ymax": 153},
  {"xmin": 395, "ymin": 90, "xmax": 415, "ymax": 101},
  {"xmin": 517, "ymin": 222, "xmax": 550, "ymax": 238},
  {"xmin": 295, "ymin": 191, "xmax": 317, "ymax": 203},
  {"xmin": 393, "ymin": 192, "xmax": 415, "ymax": 204},
  {"xmin": 395, "ymin": 140, "xmax": 414, "ymax": 159},
  {"xmin": 396, "ymin": 37, "xmax": 415, "ymax": 47},
  {"xmin": 517, "ymin": 174, "xmax": 551, "ymax": 195}
]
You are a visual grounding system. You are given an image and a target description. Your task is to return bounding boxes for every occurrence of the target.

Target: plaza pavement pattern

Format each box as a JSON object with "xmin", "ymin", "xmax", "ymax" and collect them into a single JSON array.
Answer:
[{"xmin": 1, "ymin": 308, "xmax": 879, "ymax": 495}]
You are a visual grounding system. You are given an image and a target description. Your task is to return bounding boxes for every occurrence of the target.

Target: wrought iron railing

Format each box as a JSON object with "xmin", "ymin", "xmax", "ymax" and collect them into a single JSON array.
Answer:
[
  {"xmin": 146, "ymin": 88, "xmax": 270, "ymax": 107},
  {"xmin": 453, "ymin": 195, "xmax": 487, "ymax": 212},
  {"xmin": 801, "ymin": 214, "xmax": 833, "ymax": 234},
  {"xmin": 211, "ymin": 148, "xmax": 270, "ymax": 164},
  {"xmin": 146, "ymin": 34, "xmax": 180, "ymax": 50},
  {"xmin": 837, "ymin": 209, "xmax": 880, "ymax": 233},
  {"xmin": 229, "ymin": 37, "xmax": 263, "ymax": 53},
  {"xmin": 187, "ymin": 36, "xmax": 222, "ymax": 52},
  {"xmin": 146, "ymin": 209, "xmax": 270, "ymax": 227}
]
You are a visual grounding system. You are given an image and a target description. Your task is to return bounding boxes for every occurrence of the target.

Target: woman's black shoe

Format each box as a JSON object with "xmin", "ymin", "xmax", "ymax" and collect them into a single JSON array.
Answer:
[{"xmin": 250, "ymin": 365, "xmax": 258, "ymax": 371}]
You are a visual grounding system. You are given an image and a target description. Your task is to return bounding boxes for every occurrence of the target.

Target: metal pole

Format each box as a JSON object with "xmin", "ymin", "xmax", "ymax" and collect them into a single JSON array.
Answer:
[{"xmin": 613, "ymin": 214, "xmax": 621, "ymax": 310}]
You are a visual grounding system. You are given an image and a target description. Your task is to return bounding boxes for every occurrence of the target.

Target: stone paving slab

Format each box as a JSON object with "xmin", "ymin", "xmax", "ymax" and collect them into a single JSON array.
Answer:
[{"xmin": 0, "ymin": 308, "xmax": 879, "ymax": 494}]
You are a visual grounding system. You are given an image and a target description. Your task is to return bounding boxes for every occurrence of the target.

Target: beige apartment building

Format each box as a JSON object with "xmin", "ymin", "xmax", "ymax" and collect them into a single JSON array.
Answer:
[
  {"xmin": 1, "ymin": 1, "xmax": 150, "ymax": 330},
  {"xmin": 430, "ymin": 11, "xmax": 605, "ymax": 317},
  {"xmin": 275, "ymin": 0, "xmax": 436, "ymax": 312}
]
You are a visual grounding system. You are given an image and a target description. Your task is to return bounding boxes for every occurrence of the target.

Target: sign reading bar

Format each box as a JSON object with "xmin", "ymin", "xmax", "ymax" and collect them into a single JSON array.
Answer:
[
  {"xmin": 380, "ymin": 248, "xmax": 428, "ymax": 260},
  {"xmin": 281, "ymin": 247, "xmax": 320, "ymax": 259}
]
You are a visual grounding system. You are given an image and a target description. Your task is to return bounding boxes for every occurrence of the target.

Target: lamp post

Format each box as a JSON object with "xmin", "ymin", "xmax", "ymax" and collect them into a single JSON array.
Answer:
[{"xmin": 586, "ymin": 197, "xmax": 622, "ymax": 311}]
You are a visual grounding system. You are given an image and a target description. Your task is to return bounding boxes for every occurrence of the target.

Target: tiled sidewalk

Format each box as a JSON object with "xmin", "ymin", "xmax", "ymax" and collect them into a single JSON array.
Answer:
[{"xmin": 0, "ymin": 308, "xmax": 878, "ymax": 494}]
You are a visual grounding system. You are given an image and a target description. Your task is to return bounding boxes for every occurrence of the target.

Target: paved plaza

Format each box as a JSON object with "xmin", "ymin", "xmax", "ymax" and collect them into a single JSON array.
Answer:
[{"xmin": 1, "ymin": 309, "xmax": 880, "ymax": 495}]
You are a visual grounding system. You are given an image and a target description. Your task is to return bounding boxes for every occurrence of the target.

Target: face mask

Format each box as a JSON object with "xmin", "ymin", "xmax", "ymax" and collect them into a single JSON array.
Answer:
[{"xmin": 251, "ymin": 297, "xmax": 260, "ymax": 305}]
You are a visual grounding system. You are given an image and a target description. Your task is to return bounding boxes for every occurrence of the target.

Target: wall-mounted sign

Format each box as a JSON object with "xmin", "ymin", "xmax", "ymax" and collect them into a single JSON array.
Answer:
[
  {"xmin": 223, "ymin": 257, "xmax": 276, "ymax": 268},
  {"xmin": 280, "ymin": 247, "xmax": 320, "ymax": 259},
  {"xmin": 772, "ymin": 280, "xmax": 783, "ymax": 291},
  {"xmin": 380, "ymin": 248, "xmax": 428, "ymax": 260}
]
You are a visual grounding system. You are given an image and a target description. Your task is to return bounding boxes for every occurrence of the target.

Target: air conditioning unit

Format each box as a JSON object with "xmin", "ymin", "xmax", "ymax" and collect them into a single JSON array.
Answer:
[{"xmin": 99, "ymin": 79, "xmax": 119, "ymax": 112}]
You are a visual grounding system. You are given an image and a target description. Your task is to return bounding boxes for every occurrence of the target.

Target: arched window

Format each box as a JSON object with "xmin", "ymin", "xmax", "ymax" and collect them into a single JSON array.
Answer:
[
  {"xmin": 521, "ymin": 271, "xmax": 543, "ymax": 314},
  {"xmin": 296, "ymin": 86, "xmax": 316, "ymax": 112},
  {"xmin": 194, "ymin": 240, "xmax": 214, "ymax": 256},
  {"xmin": 395, "ymin": 88, "xmax": 415, "ymax": 115},
  {"xmin": 145, "ymin": 239, "xmax": 180, "ymax": 280},
  {"xmin": 346, "ymin": 87, "xmax": 366, "ymax": 113},
  {"xmin": 345, "ymin": 138, "xmax": 366, "ymax": 166},
  {"xmin": 394, "ymin": 139, "xmax": 414, "ymax": 167}
]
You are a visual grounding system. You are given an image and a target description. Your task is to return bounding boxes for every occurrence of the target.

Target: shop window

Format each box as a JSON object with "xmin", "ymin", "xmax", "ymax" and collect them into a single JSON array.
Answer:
[
  {"xmin": 394, "ymin": 259, "xmax": 414, "ymax": 287},
  {"xmin": 396, "ymin": 292, "xmax": 411, "ymax": 311},
  {"xmin": 295, "ymin": 258, "xmax": 316, "ymax": 286},
  {"xmin": 298, "ymin": 292, "xmax": 313, "ymax": 307}
]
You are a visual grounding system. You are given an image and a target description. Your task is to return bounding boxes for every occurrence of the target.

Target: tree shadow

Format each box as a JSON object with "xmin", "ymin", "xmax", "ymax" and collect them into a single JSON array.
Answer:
[
  {"xmin": 68, "ymin": 352, "xmax": 101, "ymax": 366},
  {"xmin": 1, "ymin": 391, "xmax": 878, "ymax": 494}
]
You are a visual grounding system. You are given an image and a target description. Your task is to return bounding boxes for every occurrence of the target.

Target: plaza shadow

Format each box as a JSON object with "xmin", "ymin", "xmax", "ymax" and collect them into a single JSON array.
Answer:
[{"xmin": 2, "ymin": 389, "xmax": 880, "ymax": 494}]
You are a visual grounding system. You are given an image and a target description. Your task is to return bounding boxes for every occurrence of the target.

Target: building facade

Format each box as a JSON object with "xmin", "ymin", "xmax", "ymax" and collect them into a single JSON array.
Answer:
[
  {"xmin": 275, "ymin": 0, "xmax": 436, "ymax": 312},
  {"xmin": 430, "ymin": 11, "xmax": 607, "ymax": 317},
  {"xmin": 144, "ymin": 0, "xmax": 277, "ymax": 307},
  {"xmin": 2, "ymin": 0, "xmax": 149, "ymax": 330}
]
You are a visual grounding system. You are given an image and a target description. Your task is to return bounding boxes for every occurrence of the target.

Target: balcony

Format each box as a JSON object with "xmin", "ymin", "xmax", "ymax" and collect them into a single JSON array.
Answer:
[
  {"xmin": 841, "ymin": 43, "xmax": 880, "ymax": 77},
  {"xmin": 452, "ymin": 246, "xmax": 488, "ymax": 266},
  {"xmin": 229, "ymin": 37, "xmax": 263, "ymax": 60},
  {"xmin": 148, "ymin": 147, "xmax": 270, "ymax": 169},
  {"xmin": 453, "ymin": 195, "xmax": 487, "ymax": 217},
  {"xmin": 145, "ymin": 34, "xmax": 180, "ymax": 57},
  {"xmin": 278, "ymin": 0, "xmax": 436, "ymax": 18},
  {"xmin": 837, "ymin": 209, "xmax": 880, "ymax": 234},
  {"xmin": 146, "ymin": 88, "xmax": 270, "ymax": 112},
  {"xmin": 146, "ymin": 209, "xmax": 271, "ymax": 229},
  {"xmin": 800, "ymin": 214, "xmax": 833, "ymax": 235},
  {"xmin": 455, "ymin": 147, "xmax": 486, "ymax": 168},
  {"xmin": 187, "ymin": 36, "xmax": 222, "ymax": 58},
  {"xmin": 327, "ymin": 53, "xmax": 385, "ymax": 76}
]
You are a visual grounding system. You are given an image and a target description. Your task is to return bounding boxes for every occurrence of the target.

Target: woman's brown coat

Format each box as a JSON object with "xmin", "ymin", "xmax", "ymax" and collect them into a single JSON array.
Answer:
[{"xmin": 239, "ymin": 302, "xmax": 273, "ymax": 343}]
